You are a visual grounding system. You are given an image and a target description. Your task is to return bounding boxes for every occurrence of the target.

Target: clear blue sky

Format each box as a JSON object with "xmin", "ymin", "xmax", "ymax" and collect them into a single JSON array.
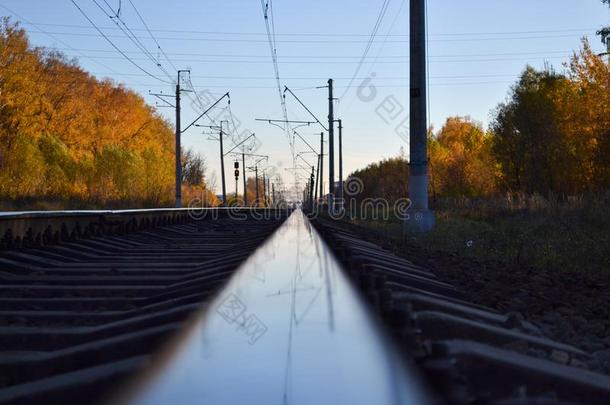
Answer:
[{"xmin": 1, "ymin": 0, "xmax": 608, "ymax": 194}]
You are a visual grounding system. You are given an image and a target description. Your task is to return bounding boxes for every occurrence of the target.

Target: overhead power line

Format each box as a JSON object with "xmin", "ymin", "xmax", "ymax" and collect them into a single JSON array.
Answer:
[
  {"xmin": 69, "ymin": 0, "xmax": 171, "ymax": 84},
  {"xmin": 120, "ymin": 0, "xmax": 221, "ymax": 129},
  {"xmin": 0, "ymin": 3, "xmax": 150, "ymax": 87},
  {"xmin": 25, "ymin": 29, "xmax": 590, "ymax": 43},
  {"xmin": 90, "ymin": 0, "xmax": 174, "ymax": 82},
  {"xmin": 22, "ymin": 47, "xmax": 577, "ymax": 59},
  {"xmin": 2, "ymin": 65, "xmax": 528, "ymax": 82},
  {"xmin": 19, "ymin": 21, "xmax": 598, "ymax": 37},
  {"xmin": 260, "ymin": 0, "xmax": 293, "ymax": 155},
  {"xmin": 32, "ymin": 53, "xmax": 573, "ymax": 64},
  {"xmin": 25, "ymin": 72, "xmax": 525, "ymax": 80},
  {"xmin": 341, "ymin": 0, "xmax": 392, "ymax": 98},
  {"xmin": 367, "ymin": 0, "xmax": 406, "ymax": 75},
  {"xmin": 127, "ymin": 0, "xmax": 178, "ymax": 72},
  {"xmin": 95, "ymin": 0, "xmax": 229, "ymax": 138},
  {"xmin": 2, "ymin": 76, "xmax": 520, "ymax": 89}
]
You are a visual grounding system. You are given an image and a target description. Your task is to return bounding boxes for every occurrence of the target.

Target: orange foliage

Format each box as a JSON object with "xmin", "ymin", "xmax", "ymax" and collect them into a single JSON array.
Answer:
[{"xmin": 0, "ymin": 18, "xmax": 207, "ymax": 208}]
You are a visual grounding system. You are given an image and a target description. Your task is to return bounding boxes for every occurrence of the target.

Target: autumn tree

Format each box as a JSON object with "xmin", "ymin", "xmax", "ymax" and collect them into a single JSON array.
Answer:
[
  {"xmin": 429, "ymin": 117, "xmax": 498, "ymax": 198},
  {"xmin": 562, "ymin": 40, "xmax": 610, "ymax": 191},
  {"xmin": 349, "ymin": 156, "xmax": 410, "ymax": 204},
  {"xmin": 245, "ymin": 177, "xmax": 261, "ymax": 204},
  {"xmin": 490, "ymin": 66, "xmax": 572, "ymax": 194},
  {"xmin": 0, "ymin": 18, "xmax": 210, "ymax": 208},
  {"xmin": 182, "ymin": 150, "xmax": 206, "ymax": 186},
  {"xmin": 490, "ymin": 40, "xmax": 609, "ymax": 195}
]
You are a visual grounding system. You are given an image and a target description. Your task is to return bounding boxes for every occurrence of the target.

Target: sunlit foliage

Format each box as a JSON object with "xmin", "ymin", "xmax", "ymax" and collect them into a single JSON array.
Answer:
[
  {"xmin": 429, "ymin": 116, "xmax": 498, "ymax": 198},
  {"xmin": 491, "ymin": 40, "xmax": 610, "ymax": 195},
  {"xmin": 351, "ymin": 40, "xmax": 608, "ymax": 201},
  {"xmin": 0, "ymin": 18, "xmax": 207, "ymax": 207}
]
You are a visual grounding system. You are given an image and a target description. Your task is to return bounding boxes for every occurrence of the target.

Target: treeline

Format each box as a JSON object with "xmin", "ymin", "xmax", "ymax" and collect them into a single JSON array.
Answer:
[
  {"xmin": 350, "ymin": 40, "xmax": 610, "ymax": 201},
  {"xmin": 0, "ymin": 18, "xmax": 209, "ymax": 208},
  {"xmin": 349, "ymin": 155, "xmax": 409, "ymax": 202}
]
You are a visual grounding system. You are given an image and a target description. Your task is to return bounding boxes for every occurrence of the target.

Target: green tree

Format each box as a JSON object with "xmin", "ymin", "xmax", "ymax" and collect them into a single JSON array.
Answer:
[
  {"xmin": 490, "ymin": 66, "xmax": 574, "ymax": 195},
  {"xmin": 490, "ymin": 40, "xmax": 609, "ymax": 195}
]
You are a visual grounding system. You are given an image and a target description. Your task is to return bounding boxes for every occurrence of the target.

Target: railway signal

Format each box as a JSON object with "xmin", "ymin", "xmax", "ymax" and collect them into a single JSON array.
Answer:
[{"xmin": 234, "ymin": 161, "xmax": 240, "ymax": 201}]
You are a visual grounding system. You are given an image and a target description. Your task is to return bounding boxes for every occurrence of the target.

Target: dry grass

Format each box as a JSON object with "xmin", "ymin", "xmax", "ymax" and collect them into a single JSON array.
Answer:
[
  {"xmin": 0, "ymin": 197, "xmax": 168, "ymax": 211},
  {"xmin": 351, "ymin": 193, "xmax": 610, "ymax": 275}
]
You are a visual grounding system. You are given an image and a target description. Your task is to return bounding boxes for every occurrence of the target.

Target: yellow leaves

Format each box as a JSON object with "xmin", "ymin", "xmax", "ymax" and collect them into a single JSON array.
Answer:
[
  {"xmin": 0, "ymin": 18, "xmax": 182, "ymax": 206},
  {"xmin": 0, "ymin": 136, "xmax": 46, "ymax": 198},
  {"xmin": 429, "ymin": 116, "xmax": 498, "ymax": 198}
]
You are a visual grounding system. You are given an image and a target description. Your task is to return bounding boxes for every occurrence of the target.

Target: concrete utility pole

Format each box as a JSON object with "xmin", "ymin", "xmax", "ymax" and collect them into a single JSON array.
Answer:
[
  {"xmin": 338, "ymin": 119, "xmax": 343, "ymax": 204},
  {"xmin": 314, "ymin": 154, "xmax": 320, "ymax": 202},
  {"xmin": 406, "ymin": 0, "xmax": 434, "ymax": 232},
  {"xmin": 153, "ymin": 73, "xmax": 227, "ymax": 209},
  {"xmin": 272, "ymin": 183, "xmax": 275, "ymax": 206},
  {"xmin": 327, "ymin": 79, "xmax": 335, "ymax": 209},
  {"xmin": 172, "ymin": 88, "xmax": 229, "ymax": 208},
  {"xmin": 219, "ymin": 121, "xmax": 227, "ymax": 206},
  {"xmin": 319, "ymin": 132, "xmax": 324, "ymax": 199},
  {"xmin": 314, "ymin": 154, "xmax": 320, "ymax": 201},
  {"xmin": 309, "ymin": 166, "xmax": 315, "ymax": 208},
  {"xmin": 245, "ymin": 155, "xmax": 267, "ymax": 207},
  {"xmin": 175, "ymin": 79, "xmax": 182, "ymax": 208},
  {"xmin": 172, "ymin": 69, "xmax": 192, "ymax": 208},
  {"xmin": 267, "ymin": 177, "xmax": 271, "ymax": 204},
  {"xmin": 255, "ymin": 166, "xmax": 259, "ymax": 205},
  {"xmin": 262, "ymin": 173, "xmax": 267, "ymax": 207}
]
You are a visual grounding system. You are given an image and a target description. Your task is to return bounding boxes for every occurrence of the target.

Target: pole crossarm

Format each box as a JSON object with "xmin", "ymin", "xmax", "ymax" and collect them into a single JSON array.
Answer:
[
  {"xmin": 285, "ymin": 166, "xmax": 311, "ymax": 175},
  {"xmin": 148, "ymin": 91, "xmax": 175, "ymax": 108},
  {"xmin": 224, "ymin": 133, "xmax": 255, "ymax": 156},
  {"xmin": 196, "ymin": 124, "xmax": 221, "ymax": 130},
  {"xmin": 240, "ymin": 153, "xmax": 268, "ymax": 160},
  {"xmin": 293, "ymin": 131, "xmax": 319, "ymax": 154},
  {"xmin": 254, "ymin": 156, "xmax": 269, "ymax": 166},
  {"xmin": 283, "ymin": 86, "xmax": 329, "ymax": 131},
  {"xmin": 255, "ymin": 119, "xmax": 316, "ymax": 125},
  {"xmin": 296, "ymin": 153, "xmax": 315, "ymax": 169},
  {"xmin": 182, "ymin": 92, "xmax": 230, "ymax": 134},
  {"xmin": 256, "ymin": 119, "xmax": 314, "ymax": 142}
]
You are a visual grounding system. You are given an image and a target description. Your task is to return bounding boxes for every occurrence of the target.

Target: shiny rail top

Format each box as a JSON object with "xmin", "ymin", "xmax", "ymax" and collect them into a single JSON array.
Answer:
[
  {"xmin": 0, "ymin": 207, "xmax": 290, "ymax": 218},
  {"xmin": 119, "ymin": 210, "xmax": 429, "ymax": 405}
]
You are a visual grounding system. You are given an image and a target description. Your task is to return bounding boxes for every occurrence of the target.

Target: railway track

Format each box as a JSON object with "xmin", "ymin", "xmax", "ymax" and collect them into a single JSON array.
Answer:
[
  {"xmin": 0, "ymin": 209, "xmax": 288, "ymax": 404},
  {"xmin": 0, "ymin": 208, "xmax": 608, "ymax": 404},
  {"xmin": 312, "ymin": 217, "xmax": 610, "ymax": 404}
]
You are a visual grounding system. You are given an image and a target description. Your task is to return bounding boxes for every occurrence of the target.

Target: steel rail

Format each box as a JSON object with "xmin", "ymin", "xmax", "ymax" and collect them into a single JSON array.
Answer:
[
  {"xmin": 0, "ymin": 207, "xmax": 292, "ymax": 250},
  {"xmin": 0, "ymin": 210, "xmax": 291, "ymax": 404},
  {"xmin": 115, "ymin": 209, "xmax": 430, "ymax": 405},
  {"xmin": 312, "ymin": 218, "xmax": 610, "ymax": 404}
]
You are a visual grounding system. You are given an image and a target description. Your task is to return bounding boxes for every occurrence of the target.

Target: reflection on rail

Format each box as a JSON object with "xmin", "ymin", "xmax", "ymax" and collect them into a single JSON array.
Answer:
[{"xmin": 117, "ymin": 209, "xmax": 430, "ymax": 405}]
